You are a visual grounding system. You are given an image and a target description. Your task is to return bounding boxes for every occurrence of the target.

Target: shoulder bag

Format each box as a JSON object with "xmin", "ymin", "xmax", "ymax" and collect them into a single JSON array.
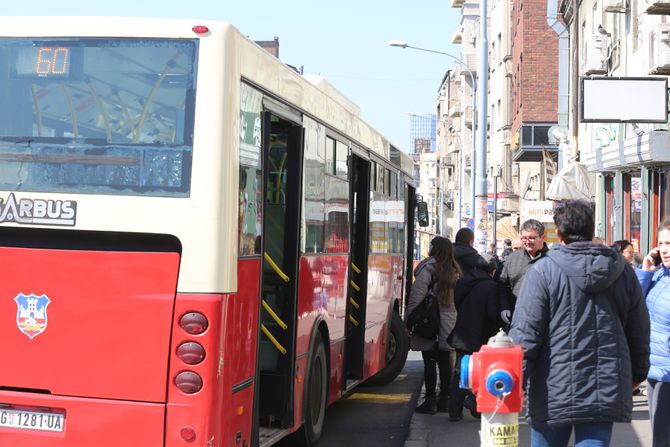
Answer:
[{"xmin": 407, "ymin": 278, "xmax": 440, "ymax": 340}]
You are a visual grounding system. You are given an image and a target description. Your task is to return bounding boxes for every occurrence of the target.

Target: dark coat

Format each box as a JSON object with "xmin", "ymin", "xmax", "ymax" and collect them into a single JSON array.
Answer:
[
  {"xmin": 454, "ymin": 242, "xmax": 489, "ymax": 273},
  {"xmin": 509, "ymin": 242, "xmax": 650, "ymax": 428},
  {"xmin": 499, "ymin": 243, "xmax": 549, "ymax": 308},
  {"xmin": 448, "ymin": 269, "xmax": 510, "ymax": 353},
  {"xmin": 405, "ymin": 258, "xmax": 456, "ymax": 352}
]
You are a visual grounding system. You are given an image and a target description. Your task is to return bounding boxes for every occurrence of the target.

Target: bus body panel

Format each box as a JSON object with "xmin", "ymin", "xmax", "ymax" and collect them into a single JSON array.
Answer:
[
  {"xmin": 232, "ymin": 260, "xmax": 261, "ymax": 388},
  {"xmin": 0, "ymin": 390, "xmax": 164, "ymax": 446},
  {"xmin": 0, "ymin": 247, "xmax": 179, "ymax": 402}
]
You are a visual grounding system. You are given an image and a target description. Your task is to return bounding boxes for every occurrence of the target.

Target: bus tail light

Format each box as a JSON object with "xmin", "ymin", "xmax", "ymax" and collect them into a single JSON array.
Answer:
[
  {"xmin": 180, "ymin": 426, "xmax": 197, "ymax": 442},
  {"xmin": 179, "ymin": 312, "xmax": 208, "ymax": 334},
  {"xmin": 192, "ymin": 25, "xmax": 209, "ymax": 34},
  {"xmin": 177, "ymin": 342, "xmax": 205, "ymax": 365},
  {"xmin": 174, "ymin": 371, "xmax": 203, "ymax": 394}
]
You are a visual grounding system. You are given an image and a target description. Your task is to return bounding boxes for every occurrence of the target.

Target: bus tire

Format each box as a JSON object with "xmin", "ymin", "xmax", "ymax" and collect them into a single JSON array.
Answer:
[
  {"xmin": 364, "ymin": 311, "xmax": 408, "ymax": 386},
  {"xmin": 297, "ymin": 333, "xmax": 328, "ymax": 446}
]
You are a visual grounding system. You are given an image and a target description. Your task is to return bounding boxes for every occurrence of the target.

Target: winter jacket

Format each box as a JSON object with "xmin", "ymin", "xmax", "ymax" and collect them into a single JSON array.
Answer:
[
  {"xmin": 636, "ymin": 264, "xmax": 670, "ymax": 382},
  {"xmin": 405, "ymin": 257, "xmax": 457, "ymax": 352},
  {"xmin": 448, "ymin": 269, "xmax": 510, "ymax": 353},
  {"xmin": 509, "ymin": 242, "xmax": 650, "ymax": 428},
  {"xmin": 500, "ymin": 243, "xmax": 549, "ymax": 308},
  {"xmin": 454, "ymin": 242, "xmax": 489, "ymax": 273}
]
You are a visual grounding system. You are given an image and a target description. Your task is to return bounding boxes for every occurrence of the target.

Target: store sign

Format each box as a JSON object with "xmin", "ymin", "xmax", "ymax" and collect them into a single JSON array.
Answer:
[{"xmin": 520, "ymin": 200, "xmax": 555, "ymax": 224}]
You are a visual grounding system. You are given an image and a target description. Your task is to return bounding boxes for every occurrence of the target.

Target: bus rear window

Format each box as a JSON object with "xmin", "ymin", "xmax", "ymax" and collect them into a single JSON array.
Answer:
[{"xmin": 0, "ymin": 38, "xmax": 198, "ymax": 197}]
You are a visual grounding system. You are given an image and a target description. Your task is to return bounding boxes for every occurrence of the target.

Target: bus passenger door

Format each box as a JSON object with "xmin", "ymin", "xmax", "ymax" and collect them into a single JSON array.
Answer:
[
  {"xmin": 344, "ymin": 154, "xmax": 370, "ymax": 386},
  {"xmin": 257, "ymin": 110, "xmax": 303, "ymax": 430}
]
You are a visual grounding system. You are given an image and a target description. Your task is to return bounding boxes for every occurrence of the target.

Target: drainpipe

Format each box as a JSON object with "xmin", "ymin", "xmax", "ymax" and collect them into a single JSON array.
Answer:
[{"xmin": 547, "ymin": 0, "xmax": 570, "ymax": 170}]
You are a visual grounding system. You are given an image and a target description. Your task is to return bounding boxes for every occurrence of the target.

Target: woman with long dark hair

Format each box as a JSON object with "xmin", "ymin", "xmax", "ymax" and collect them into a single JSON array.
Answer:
[{"xmin": 405, "ymin": 236, "xmax": 462, "ymax": 414}]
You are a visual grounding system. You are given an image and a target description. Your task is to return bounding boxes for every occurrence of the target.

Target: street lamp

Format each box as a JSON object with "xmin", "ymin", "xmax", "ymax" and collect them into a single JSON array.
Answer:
[{"xmin": 389, "ymin": 40, "xmax": 476, "ymax": 234}]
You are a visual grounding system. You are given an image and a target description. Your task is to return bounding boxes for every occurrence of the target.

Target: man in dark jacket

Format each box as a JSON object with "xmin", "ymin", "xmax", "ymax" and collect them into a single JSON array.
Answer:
[
  {"xmin": 499, "ymin": 219, "xmax": 549, "ymax": 322},
  {"xmin": 509, "ymin": 200, "xmax": 650, "ymax": 446},
  {"xmin": 448, "ymin": 253, "xmax": 510, "ymax": 422},
  {"xmin": 454, "ymin": 227, "xmax": 489, "ymax": 273}
]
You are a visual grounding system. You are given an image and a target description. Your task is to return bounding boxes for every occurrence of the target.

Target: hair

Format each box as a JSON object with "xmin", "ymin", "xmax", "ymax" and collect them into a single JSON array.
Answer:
[
  {"xmin": 429, "ymin": 236, "xmax": 462, "ymax": 308},
  {"xmin": 455, "ymin": 227, "xmax": 474, "ymax": 245},
  {"xmin": 520, "ymin": 219, "xmax": 545, "ymax": 237},
  {"xmin": 611, "ymin": 239, "xmax": 632, "ymax": 253},
  {"xmin": 481, "ymin": 252, "xmax": 498, "ymax": 273},
  {"xmin": 553, "ymin": 200, "xmax": 595, "ymax": 244},
  {"xmin": 659, "ymin": 217, "xmax": 670, "ymax": 234},
  {"xmin": 504, "ymin": 238, "xmax": 512, "ymax": 247}
]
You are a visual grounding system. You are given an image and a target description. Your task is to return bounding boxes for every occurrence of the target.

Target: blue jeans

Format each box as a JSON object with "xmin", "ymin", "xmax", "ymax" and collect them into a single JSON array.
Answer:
[{"xmin": 530, "ymin": 422, "xmax": 613, "ymax": 447}]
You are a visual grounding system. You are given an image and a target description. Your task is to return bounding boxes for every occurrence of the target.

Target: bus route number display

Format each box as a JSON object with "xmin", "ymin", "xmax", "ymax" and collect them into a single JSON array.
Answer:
[{"xmin": 14, "ymin": 47, "xmax": 73, "ymax": 78}]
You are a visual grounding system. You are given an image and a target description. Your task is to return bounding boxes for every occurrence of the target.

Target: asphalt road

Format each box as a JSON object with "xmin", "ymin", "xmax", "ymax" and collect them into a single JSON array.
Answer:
[{"xmin": 277, "ymin": 357, "xmax": 424, "ymax": 447}]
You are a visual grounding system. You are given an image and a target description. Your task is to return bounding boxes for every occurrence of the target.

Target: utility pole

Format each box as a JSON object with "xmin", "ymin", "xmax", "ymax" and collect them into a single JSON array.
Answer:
[{"xmin": 474, "ymin": 0, "xmax": 489, "ymax": 253}]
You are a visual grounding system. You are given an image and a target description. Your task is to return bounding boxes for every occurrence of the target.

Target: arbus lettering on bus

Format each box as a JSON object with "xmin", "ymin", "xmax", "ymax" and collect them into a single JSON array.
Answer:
[{"xmin": 0, "ymin": 193, "xmax": 76, "ymax": 226}]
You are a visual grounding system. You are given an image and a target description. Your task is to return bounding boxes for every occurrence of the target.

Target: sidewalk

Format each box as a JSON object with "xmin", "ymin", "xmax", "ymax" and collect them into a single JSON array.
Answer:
[{"xmin": 403, "ymin": 352, "xmax": 653, "ymax": 447}]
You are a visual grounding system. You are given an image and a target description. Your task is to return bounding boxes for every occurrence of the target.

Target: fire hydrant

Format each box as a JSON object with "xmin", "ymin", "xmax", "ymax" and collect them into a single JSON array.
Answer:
[{"xmin": 460, "ymin": 329, "xmax": 524, "ymax": 447}]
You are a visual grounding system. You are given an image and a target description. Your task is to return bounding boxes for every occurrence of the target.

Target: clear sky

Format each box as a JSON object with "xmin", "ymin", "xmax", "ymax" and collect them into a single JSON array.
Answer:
[{"xmin": 4, "ymin": 0, "xmax": 461, "ymax": 152}]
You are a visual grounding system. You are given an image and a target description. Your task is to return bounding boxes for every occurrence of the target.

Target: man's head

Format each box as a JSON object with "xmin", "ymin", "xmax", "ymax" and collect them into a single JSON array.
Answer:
[
  {"xmin": 481, "ymin": 252, "xmax": 498, "ymax": 277},
  {"xmin": 520, "ymin": 219, "xmax": 546, "ymax": 256},
  {"xmin": 553, "ymin": 200, "xmax": 595, "ymax": 244},
  {"xmin": 504, "ymin": 238, "xmax": 512, "ymax": 248},
  {"xmin": 511, "ymin": 237, "xmax": 522, "ymax": 250},
  {"xmin": 455, "ymin": 227, "xmax": 475, "ymax": 247},
  {"xmin": 488, "ymin": 242, "xmax": 496, "ymax": 252},
  {"xmin": 657, "ymin": 217, "xmax": 670, "ymax": 269}
]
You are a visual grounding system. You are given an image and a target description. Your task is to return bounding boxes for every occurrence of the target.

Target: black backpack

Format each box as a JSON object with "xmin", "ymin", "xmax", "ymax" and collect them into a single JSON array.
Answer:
[{"xmin": 407, "ymin": 279, "xmax": 440, "ymax": 340}]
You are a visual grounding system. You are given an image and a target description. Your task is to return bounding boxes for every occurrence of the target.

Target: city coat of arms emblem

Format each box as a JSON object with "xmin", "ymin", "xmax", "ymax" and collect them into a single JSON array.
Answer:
[{"xmin": 15, "ymin": 293, "xmax": 51, "ymax": 339}]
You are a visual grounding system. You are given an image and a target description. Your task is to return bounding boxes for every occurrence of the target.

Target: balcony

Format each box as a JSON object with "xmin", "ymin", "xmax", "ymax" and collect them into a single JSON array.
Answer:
[
  {"xmin": 511, "ymin": 122, "xmax": 559, "ymax": 162},
  {"xmin": 452, "ymin": 27, "xmax": 463, "ymax": 44},
  {"xmin": 451, "ymin": 0, "xmax": 465, "ymax": 7},
  {"xmin": 463, "ymin": 107, "xmax": 474, "ymax": 128},
  {"xmin": 448, "ymin": 99, "xmax": 462, "ymax": 117},
  {"xmin": 461, "ymin": 52, "xmax": 478, "ymax": 73}
]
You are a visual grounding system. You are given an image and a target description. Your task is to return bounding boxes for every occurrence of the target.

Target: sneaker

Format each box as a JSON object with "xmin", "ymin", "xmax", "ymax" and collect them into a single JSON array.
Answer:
[
  {"xmin": 415, "ymin": 398, "xmax": 437, "ymax": 415},
  {"xmin": 449, "ymin": 414, "xmax": 463, "ymax": 422}
]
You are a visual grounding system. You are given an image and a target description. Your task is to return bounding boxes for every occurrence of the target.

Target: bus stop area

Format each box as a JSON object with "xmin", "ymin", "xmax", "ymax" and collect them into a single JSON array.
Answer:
[{"xmin": 403, "ymin": 352, "xmax": 654, "ymax": 447}]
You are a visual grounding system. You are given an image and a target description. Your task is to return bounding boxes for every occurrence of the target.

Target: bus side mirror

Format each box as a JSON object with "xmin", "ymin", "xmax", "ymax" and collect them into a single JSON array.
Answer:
[{"xmin": 417, "ymin": 201, "xmax": 429, "ymax": 227}]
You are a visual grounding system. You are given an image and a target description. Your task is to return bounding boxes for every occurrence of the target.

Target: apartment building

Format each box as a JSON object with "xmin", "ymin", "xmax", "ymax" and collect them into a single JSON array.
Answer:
[{"xmin": 559, "ymin": 0, "xmax": 670, "ymax": 253}]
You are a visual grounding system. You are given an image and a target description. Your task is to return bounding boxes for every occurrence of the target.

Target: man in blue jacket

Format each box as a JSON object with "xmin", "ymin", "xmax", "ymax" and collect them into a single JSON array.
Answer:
[{"xmin": 510, "ymin": 200, "xmax": 650, "ymax": 447}]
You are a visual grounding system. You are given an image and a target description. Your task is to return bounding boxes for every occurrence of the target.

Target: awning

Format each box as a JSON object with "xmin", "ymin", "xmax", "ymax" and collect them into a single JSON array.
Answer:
[
  {"xmin": 546, "ymin": 162, "xmax": 594, "ymax": 201},
  {"xmin": 495, "ymin": 216, "xmax": 518, "ymax": 241}
]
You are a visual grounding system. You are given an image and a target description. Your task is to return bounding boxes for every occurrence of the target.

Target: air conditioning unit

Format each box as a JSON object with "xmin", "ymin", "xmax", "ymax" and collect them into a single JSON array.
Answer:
[
  {"xmin": 646, "ymin": 0, "xmax": 670, "ymax": 14},
  {"xmin": 604, "ymin": 0, "xmax": 627, "ymax": 12},
  {"xmin": 584, "ymin": 36, "xmax": 608, "ymax": 75},
  {"xmin": 650, "ymin": 24, "xmax": 670, "ymax": 74}
]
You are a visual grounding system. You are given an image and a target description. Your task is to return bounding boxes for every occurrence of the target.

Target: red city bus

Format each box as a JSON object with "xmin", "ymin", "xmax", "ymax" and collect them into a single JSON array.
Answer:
[{"xmin": 0, "ymin": 17, "xmax": 422, "ymax": 447}]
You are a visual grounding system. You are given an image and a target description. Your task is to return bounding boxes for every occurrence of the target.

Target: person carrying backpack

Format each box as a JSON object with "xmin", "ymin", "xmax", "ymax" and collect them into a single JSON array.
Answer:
[{"xmin": 405, "ymin": 236, "xmax": 462, "ymax": 414}]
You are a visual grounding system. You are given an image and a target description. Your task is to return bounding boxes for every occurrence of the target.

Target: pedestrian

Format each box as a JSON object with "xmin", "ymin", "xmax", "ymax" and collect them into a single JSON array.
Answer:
[
  {"xmin": 499, "ymin": 219, "xmax": 549, "ymax": 322},
  {"xmin": 447, "ymin": 252, "xmax": 510, "ymax": 422},
  {"xmin": 405, "ymin": 236, "xmax": 462, "ymax": 414},
  {"xmin": 511, "ymin": 237, "xmax": 523, "ymax": 251},
  {"xmin": 510, "ymin": 199, "xmax": 650, "ymax": 447},
  {"xmin": 500, "ymin": 238, "xmax": 513, "ymax": 263},
  {"xmin": 636, "ymin": 217, "xmax": 670, "ymax": 447},
  {"xmin": 611, "ymin": 239, "xmax": 636, "ymax": 267},
  {"xmin": 454, "ymin": 227, "xmax": 490, "ymax": 274}
]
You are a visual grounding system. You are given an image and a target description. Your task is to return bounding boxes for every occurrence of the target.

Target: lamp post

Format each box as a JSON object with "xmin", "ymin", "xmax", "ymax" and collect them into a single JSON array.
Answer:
[{"xmin": 390, "ymin": 41, "xmax": 476, "ymax": 234}]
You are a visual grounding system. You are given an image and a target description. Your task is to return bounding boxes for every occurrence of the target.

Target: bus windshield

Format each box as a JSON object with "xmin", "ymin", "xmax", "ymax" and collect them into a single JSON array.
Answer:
[{"xmin": 0, "ymin": 38, "xmax": 198, "ymax": 197}]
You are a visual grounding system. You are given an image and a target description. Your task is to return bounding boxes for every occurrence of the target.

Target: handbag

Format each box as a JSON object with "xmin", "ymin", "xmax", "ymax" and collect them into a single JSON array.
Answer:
[{"xmin": 407, "ymin": 280, "xmax": 440, "ymax": 340}]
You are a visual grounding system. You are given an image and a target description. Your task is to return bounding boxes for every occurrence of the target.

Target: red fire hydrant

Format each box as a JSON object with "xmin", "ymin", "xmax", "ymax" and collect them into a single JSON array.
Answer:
[{"xmin": 460, "ymin": 329, "xmax": 524, "ymax": 447}]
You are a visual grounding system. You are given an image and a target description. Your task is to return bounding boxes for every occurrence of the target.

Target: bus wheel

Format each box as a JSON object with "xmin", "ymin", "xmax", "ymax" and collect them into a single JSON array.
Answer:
[
  {"xmin": 364, "ymin": 312, "xmax": 408, "ymax": 386},
  {"xmin": 298, "ymin": 333, "xmax": 328, "ymax": 446}
]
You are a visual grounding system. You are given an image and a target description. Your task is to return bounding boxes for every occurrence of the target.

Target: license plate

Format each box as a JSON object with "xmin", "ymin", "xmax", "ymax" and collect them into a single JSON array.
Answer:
[{"xmin": 0, "ymin": 408, "xmax": 65, "ymax": 432}]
